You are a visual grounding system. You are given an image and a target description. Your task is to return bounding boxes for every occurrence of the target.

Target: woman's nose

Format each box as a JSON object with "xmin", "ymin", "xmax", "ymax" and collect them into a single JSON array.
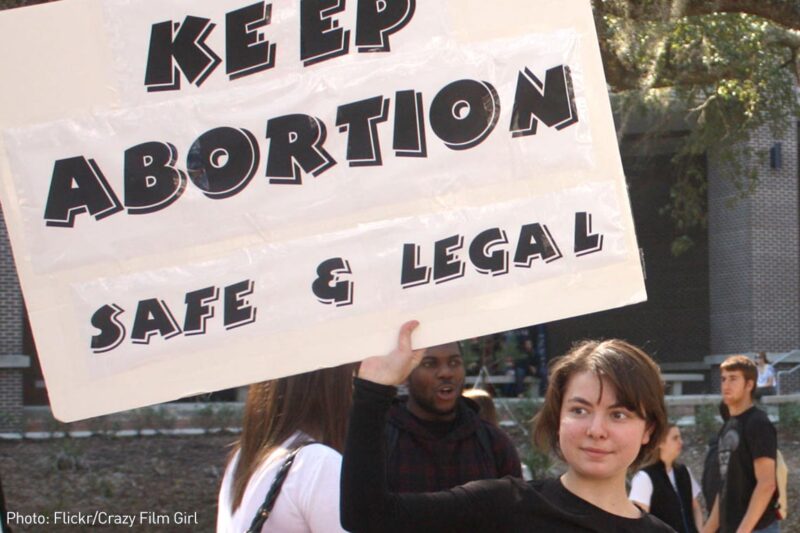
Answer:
[{"xmin": 586, "ymin": 414, "xmax": 608, "ymax": 438}]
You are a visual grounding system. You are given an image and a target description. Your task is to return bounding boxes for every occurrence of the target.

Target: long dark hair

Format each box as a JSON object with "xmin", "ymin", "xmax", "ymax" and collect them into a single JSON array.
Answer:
[{"xmin": 229, "ymin": 362, "xmax": 357, "ymax": 511}]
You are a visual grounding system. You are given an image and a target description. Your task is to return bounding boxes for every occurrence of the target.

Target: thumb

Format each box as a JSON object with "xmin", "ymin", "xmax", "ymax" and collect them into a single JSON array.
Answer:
[{"xmin": 397, "ymin": 320, "xmax": 420, "ymax": 353}]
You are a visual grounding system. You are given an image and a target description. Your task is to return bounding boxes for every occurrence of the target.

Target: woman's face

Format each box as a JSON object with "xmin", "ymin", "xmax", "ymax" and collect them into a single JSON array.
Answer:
[
  {"xmin": 558, "ymin": 371, "xmax": 651, "ymax": 483},
  {"xmin": 658, "ymin": 426, "xmax": 683, "ymax": 464}
]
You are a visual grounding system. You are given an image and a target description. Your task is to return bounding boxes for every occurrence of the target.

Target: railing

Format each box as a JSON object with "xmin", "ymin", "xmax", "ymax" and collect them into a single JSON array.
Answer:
[
  {"xmin": 465, "ymin": 375, "xmax": 532, "ymax": 386},
  {"xmin": 661, "ymin": 373, "xmax": 704, "ymax": 395},
  {"xmin": 771, "ymin": 348, "xmax": 799, "ymax": 366},
  {"xmin": 465, "ymin": 372, "xmax": 705, "ymax": 395},
  {"xmin": 744, "ymin": 348, "xmax": 800, "ymax": 395},
  {"xmin": 777, "ymin": 352, "xmax": 800, "ymax": 394}
]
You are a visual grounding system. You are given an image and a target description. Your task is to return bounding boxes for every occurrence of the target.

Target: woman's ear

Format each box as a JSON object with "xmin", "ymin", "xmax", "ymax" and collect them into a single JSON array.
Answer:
[{"xmin": 641, "ymin": 422, "xmax": 654, "ymax": 446}]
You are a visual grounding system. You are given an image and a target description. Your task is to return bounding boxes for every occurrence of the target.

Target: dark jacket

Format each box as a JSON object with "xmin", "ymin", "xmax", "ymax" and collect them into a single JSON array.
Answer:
[
  {"xmin": 643, "ymin": 461, "xmax": 698, "ymax": 533},
  {"xmin": 385, "ymin": 396, "xmax": 522, "ymax": 493}
]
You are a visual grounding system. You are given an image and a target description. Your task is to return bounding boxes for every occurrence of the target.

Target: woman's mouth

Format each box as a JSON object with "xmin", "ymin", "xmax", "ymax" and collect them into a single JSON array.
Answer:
[{"xmin": 581, "ymin": 447, "xmax": 612, "ymax": 458}]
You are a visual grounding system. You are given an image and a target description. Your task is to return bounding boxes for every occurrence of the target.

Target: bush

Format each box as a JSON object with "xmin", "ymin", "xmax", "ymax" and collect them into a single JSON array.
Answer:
[
  {"xmin": 130, "ymin": 406, "xmax": 177, "ymax": 432},
  {"xmin": 779, "ymin": 402, "xmax": 800, "ymax": 434},
  {"xmin": 694, "ymin": 403, "xmax": 719, "ymax": 438},
  {"xmin": 520, "ymin": 444, "xmax": 553, "ymax": 480}
]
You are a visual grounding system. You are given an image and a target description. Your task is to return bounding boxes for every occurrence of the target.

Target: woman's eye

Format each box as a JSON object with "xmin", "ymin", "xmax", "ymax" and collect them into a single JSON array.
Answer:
[
  {"xmin": 611, "ymin": 411, "xmax": 629, "ymax": 420},
  {"xmin": 570, "ymin": 407, "xmax": 587, "ymax": 415}
]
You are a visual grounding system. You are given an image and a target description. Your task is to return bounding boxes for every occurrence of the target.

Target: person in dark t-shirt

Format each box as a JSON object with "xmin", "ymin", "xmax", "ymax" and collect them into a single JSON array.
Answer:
[
  {"xmin": 340, "ymin": 321, "xmax": 675, "ymax": 532},
  {"xmin": 701, "ymin": 355, "xmax": 778, "ymax": 533}
]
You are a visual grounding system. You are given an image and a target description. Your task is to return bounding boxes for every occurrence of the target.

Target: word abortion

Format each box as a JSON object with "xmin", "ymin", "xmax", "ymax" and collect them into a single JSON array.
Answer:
[{"xmin": 43, "ymin": 64, "xmax": 578, "ymax": 228}]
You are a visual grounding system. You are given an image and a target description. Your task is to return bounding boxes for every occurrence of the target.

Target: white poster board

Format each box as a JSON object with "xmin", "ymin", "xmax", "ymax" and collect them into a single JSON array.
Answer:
[{"xmin": 0, "ymin": 0, "xmax": 646, "ymax": 421}]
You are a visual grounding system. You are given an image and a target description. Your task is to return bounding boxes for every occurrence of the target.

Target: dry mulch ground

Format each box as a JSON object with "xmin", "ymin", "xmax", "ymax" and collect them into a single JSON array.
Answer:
[
  {"xmin": 1, "ymin": 426, "xmax": 798, "ymax": 532},
  {"xmin": 1, "ymin": 434, "xmax": 234, "ymax": 532}
]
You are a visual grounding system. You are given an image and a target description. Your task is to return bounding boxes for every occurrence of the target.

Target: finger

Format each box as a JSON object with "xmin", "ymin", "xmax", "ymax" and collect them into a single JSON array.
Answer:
[{"xmin": 396, "ymin": 320, "xmax": 419, "ymax": 352}]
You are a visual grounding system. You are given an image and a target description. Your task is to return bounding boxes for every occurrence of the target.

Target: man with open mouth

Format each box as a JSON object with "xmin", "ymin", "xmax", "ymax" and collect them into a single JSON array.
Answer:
[{"xmin": 384, "ymin": 341, "xmax": 522, "ymax": 493}]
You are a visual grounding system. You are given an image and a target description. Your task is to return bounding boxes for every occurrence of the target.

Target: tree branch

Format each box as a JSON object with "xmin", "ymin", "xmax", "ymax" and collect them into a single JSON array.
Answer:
[
  {"xmin": 594, "ymin": 1, "xmax": 800, "ymax": 91},
  {"xmin": 594, "ymin": 0, "xmax": 800, "ymax": 31}
]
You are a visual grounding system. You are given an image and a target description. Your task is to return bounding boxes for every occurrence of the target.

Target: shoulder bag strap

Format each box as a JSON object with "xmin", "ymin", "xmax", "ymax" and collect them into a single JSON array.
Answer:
[{"xmin": 246, "ymin": 442, "xmax": 311, "ymax": 533}]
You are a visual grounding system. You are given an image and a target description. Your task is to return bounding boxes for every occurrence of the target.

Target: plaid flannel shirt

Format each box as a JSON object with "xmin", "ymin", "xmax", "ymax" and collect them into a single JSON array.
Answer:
[{"xmin": 385, "ymin": 396, "xmax": 522, "ymax": 493}]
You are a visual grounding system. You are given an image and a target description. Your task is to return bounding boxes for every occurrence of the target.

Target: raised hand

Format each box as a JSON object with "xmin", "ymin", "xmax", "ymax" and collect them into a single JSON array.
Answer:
[{"xmin": 358, "ymin": 320, "xmax": 422, "ymax": 386}]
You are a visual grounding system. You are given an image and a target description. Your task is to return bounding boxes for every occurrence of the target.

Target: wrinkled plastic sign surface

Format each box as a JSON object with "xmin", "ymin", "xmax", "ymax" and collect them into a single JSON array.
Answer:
[{"xmin": 0, "ymin": 0, "xmax": 645, "ymax": 421}]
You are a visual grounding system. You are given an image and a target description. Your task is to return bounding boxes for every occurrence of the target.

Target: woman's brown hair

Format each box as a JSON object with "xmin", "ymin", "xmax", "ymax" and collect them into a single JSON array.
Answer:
[
  {"xmin": 229, "ymin": 362, "xmax": 358, "ymax": 512},
  {"xmin": 532, "ymin": 339, "xmax": 667, "ymax": 471},
  {"xmin": 463, "ymin": 388, "xmax": 499, "ymax": 426}
]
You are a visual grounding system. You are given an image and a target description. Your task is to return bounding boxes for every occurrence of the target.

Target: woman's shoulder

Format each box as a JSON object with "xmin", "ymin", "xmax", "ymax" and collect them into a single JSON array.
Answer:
[
  {"xmin": 523, "ymin": 478, "xmax": 675, "ymax": 531},
  {"xmin": 240, "ymin": 436, "xmax": 341, "ymax": 491},
  {"xmin": 640, "ymin": 512, "xmax": 676, "ymax": 531},
  {"xmin": 628, "ymin": 469, "xmax": 654, "ymax": 496},
  {"xmin": 273, "ymin": 433, "xmax": 341, "ymax": 463},
  {"xmin": 287, "ymin": 442, "xmax": 342, "ymax": 483},
  {"xmin": 294, "ymin": 442, "xmax": 341, "ymax": 465}
]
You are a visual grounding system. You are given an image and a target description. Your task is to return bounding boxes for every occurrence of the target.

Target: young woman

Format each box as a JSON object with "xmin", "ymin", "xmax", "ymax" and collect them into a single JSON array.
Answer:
[
  {"xmin": 755, "ymin": 351, "xmax": 777, "ymax": 397},
  {"xmin": 630, "ymin": 425, "xmax": 704, "ymax": 533},
  {"xmin": 217, "ymin": 363, "xmax": 357, "ymax": 533},
  {"xmin": 341, "ymin": 321, "xmax": 673, "ymax": 532}
]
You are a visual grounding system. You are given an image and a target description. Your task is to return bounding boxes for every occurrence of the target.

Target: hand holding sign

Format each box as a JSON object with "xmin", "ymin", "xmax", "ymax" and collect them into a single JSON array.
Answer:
[{"xmin": 358, "ymin": 320, "xmax": 421, "ymax": 386}]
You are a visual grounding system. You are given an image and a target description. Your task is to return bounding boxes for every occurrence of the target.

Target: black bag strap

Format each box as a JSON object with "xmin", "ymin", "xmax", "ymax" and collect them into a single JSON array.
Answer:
[{"xmin": 246, "ymin": 441, "xmax": 311, "ymax": 533}]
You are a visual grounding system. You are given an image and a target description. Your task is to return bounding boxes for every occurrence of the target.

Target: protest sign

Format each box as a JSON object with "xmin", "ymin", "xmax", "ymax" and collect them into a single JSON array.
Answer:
[{"xmin": 0, "ymin": 0, "xmax": 646, "ymax": 421}]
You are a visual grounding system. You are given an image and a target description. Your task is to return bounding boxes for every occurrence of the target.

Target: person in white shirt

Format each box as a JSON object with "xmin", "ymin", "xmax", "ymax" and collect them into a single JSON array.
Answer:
[
  {"xmin": 217, "ymin": 363, "xmax": 357, "ymax": 533},
  {"xmin": 756, "ymin": 351, "xmax": 777, "ymax": 397},
  {"xmin": 630, "ymin": 424, "xmax": 704, "ymax": 533}
]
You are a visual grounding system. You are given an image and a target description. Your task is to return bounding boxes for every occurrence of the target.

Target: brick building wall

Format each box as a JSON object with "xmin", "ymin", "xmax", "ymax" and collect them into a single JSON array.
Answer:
[
  {"xmin": 0, "ymin": 205, "xmax": 25, "ymax": 432},
  {"xmin": 0, "ymin": 205, "xmax": 22, "ymax": 355},
  {"xmin": 707, "ymin": 123, "xmax": 800, "ymax": 355},
  {"xmin": 0, "ymin": 363, "xmax": 24, "ymax": 432},
  {"xmin": 778, "ymin": 364, "xmax": 800, "ymax": 394}
]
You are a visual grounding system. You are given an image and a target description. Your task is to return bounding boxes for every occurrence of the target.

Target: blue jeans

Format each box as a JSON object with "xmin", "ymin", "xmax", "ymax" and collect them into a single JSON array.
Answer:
[{"xmin": 754, "ymin": 521, "xmax": 780, "ymax": 533}]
